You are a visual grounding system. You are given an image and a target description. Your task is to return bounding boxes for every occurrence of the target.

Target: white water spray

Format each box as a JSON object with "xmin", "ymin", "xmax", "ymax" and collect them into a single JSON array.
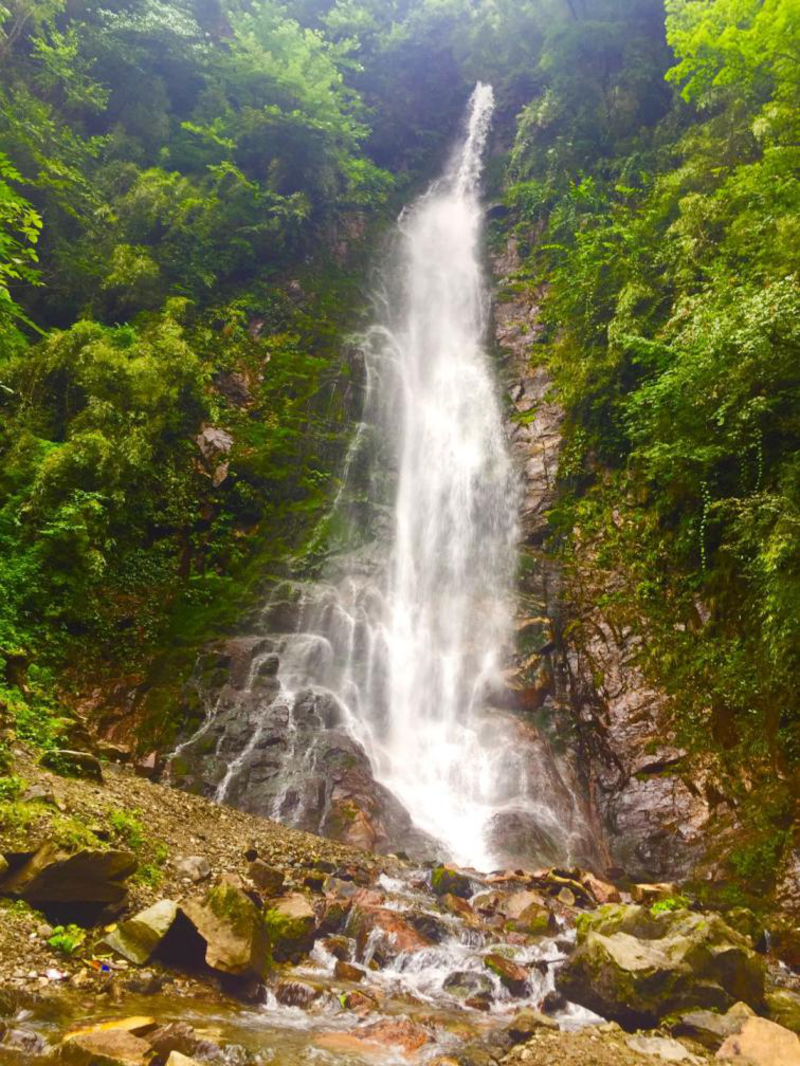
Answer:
[{"xmin": 351, "ymin": 83, "xmax": 520, "ymax": 866}]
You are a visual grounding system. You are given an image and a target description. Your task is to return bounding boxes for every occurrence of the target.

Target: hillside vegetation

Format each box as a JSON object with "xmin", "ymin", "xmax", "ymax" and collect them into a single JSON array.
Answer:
[{"xmin": 0, "ymin": 0, "xmax": 797, "ymax": 889}]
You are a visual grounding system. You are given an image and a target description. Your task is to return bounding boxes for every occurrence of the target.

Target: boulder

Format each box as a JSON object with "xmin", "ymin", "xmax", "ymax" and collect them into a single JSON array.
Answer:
[
  {"xmin": 248, "ymin": 861, "xmax": 284, "ymax": 896},
  {"xmin": 339, "ymin": 989, "xmax": 379, "ymax": 1012},
  {"xmin": 21, "ymin": 784, "xmax": 58, "ymax": 806},
  {"xmin": 40, "ymin": 750, "xmax": 103, "ymax": 782},
  {"xmin": 431, "ymin": 865, "xmax": 473, "ymax": 899},
  {"xmin": 101, "ymin": 900, "xmax": 179, "ymax": 964},
  {"xmin": 557, "ymin": 904, "xmax": 765, "ymax": 1026},
  {"xmin": 60, "ymin": 1028, "xmax": 154, "ymax": 1065},
  {"xmin": 347, "ymin": 902, "xmax": 431, "ymax": 962},
  {"xmin": 503, "ymin": 890, "xmax": 556, "ymax": 936},
  {"xmin": 2, "ymin": 843, "xmax": 137, "ymax": 903},
  {"xmin": 358, "ymin": 1019, "xmax": 432, "ymax": 1053},
  {"xmin": 716, "ymin": 1015, "xmax": 800, "ymax": 1064},
  {"xmin": 145, "ymin": 1021, "xmax": 219, "ymax": 1063},
  {"xmin": 631, "ymin": 882, "xmax": 678, "ymax": 904},
  {"xmin": 484, "ymin": 953, "xmax": 529, "ymax": 995},
  {"xmin": 173, "ymin": 856, "xmax": 211, "ymax": 884},
  {"xmin": 166, "ymin": 1054, "xmax": 202, "ymax": 1066},
  {"xmin": 440, "ymin": 893, "xmax": 482, "ymax": 927},
  {"xmin": 626, "ymin": 1034, "xmax": 702, "ymax": 1063},
  {"xmin": 274, "ymin": 978, "xmax": 325, "ymax": 1008},
  {"xmin": 183, "ymin": 884, "xmax": 269, "ymax": 979},
  {"xmin": 263, "ymin": 893, "xmax": 316, "ymax": 962},
  {"xmin": 581, "ymin": 872, "xmax": 621, "ymax": 905},
  {"xmin": 405, "ymin": 909, "xmax": 451, "ymax": 943},
  {"xmin": 320, "ymin": 934, "xmax": 352, "ymax": 960},
  {"xmin": 672, "ymin": 1002, "xmax": 755, "ymax": 1049}
]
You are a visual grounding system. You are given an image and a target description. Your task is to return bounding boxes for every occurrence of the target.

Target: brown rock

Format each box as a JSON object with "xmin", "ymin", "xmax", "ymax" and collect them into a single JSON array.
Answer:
[
  {"xmin": 359, "ymin": 1019, "xmax": 432, "ymax": 1053},
  {"xmin": 631, "ymin": 882, "xmax": 677, "ymax": 904},
  {"xmin": 145, "ymin": 1022, "xmax": 214, "ymax": 1061},
  {"xmin": 183, "ymin": 883, "xmax": 269, "ymax": 979},
  {"xmin": 334, "ymin": 959, "xmax": 365, "ymax": 983},
  {"xmin": 581, "ymin": 871, "xmax": 621, "ymax": 904},
  {"xmin": 348, "ymin": 903, "xmax": 431, "ymax": 960},
  {"xmin": 248, "ymin": 860, "xmax": 284, "ymax": 896},
  {"xmin": 484, "ymin": 953, "xmax": 529, "ymax": 995},
  {"xmin": 320, "ymin": 935, "xmax": 352, "ymax": 960},
  {"xmin": 61, "ymin": 1028, "xmax": 154, "ymax": 1065},
  {"xmin": 441, "ymin": 892, "xmax": 482, "ymax": 926},
  {"xmin": 274, "ymin": 979, "xmax": 323, "ymax": 1008},
  {"xmin": 339, "ymin": 989, "xmax": 379, "ymax": 1012},
  {"xmin": 716, "ymin": 1015, "xmax": 800, "ymax": 1064},
  {"xmin": 3, "ymin": 843, "xmax": 136, "ymax": 903}
]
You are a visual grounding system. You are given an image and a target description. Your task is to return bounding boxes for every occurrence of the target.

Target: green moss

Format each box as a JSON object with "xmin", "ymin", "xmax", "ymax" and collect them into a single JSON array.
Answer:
[
  {"xmin": 108, "ymin": 809, "xmax": 146, "ymax": 851},
  {"xmin": 0, "ymin": 799, "xmax": 105, "ymax": 852},
  {"xmin": 650, "ymin": 896, "xmax": 690, "ymax": 916}
]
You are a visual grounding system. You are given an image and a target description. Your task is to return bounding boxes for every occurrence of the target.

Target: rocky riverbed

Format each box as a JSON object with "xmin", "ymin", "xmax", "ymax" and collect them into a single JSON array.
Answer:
[{"xmin": 1, "ymin": 748, "xmax": 799, "ymax": 1065}]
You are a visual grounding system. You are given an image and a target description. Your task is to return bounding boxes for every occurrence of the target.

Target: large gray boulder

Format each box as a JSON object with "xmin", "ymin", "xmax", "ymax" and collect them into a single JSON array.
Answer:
[
  {"xmin": 672, "ymin": 1001, "xmax": 755, "ymax": 1049},
  {"xmin": 556, "ymin": 904, "xmax": 764, "ymax": 1027}
]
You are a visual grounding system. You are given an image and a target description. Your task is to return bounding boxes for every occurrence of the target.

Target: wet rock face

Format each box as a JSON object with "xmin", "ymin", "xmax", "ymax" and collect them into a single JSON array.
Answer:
[
  {"xmin": 492, "ymin": 238, "xmax": 714, "ymax": 885},
  {"xmin": 564, "ymin": 620, "xmax": 715, "ymax": 881},
  {"xmin": 167, "ymin": 636, "xmax": 433, "ymax": 860}
]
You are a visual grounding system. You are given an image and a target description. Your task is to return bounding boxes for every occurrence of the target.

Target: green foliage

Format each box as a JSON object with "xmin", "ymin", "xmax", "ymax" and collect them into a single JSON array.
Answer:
[
  {"xmin": 650, "ymin": 895, "xmax": 690, "ymax": 916},
  {"xmin": 503, "ymin": 0, "xmax": 799, "ymax": 864},
  {"xmin": 108, "ymin": 808, "xmax": 146, "ymax": 851},
  {"xmin": 47, "ymin": 923, "xmax": 85, "ymax": 955},
  {"xmin": 0, "ymin": 774, "xmax": 22, "ymax": 800},
  {"xmin": 0, "ymin": 151, "xmax": 41, "ymax": 351},
  {"xmin": 665, "ymin": 0, "xmax": 799, "ymax": 106}
]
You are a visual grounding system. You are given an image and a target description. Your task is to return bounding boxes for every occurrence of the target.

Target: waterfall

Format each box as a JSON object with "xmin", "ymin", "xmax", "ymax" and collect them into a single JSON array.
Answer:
[
  {"xmin": 346, "ymin": 83, "xmax": 520, "ymax": 866},
  {"xmin": 172, "ymin": 85, "xmax": 598, "ymax": 873}
]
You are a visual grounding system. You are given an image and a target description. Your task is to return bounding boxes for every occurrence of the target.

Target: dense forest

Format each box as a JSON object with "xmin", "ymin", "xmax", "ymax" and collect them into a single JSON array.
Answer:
[
  {"xmin": 0, "ymin": 0, "xmax": 798, "ymax": 925},
  {"xmin": 0, "ymin": 1, "xmax": 799, "ymax": 1060}
]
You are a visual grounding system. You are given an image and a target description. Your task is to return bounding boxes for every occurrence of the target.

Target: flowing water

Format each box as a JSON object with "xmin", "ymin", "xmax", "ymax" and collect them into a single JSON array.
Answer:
[
  {"xmin": 318, "ymin": 82, "xmax": 519, "ymax": 866},
  {"xmin": 169, "ymin": 83, "xmax": 598, "ymax": 873}
]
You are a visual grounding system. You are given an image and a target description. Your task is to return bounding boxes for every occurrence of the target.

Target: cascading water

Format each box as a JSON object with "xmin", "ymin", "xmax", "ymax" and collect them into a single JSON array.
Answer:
[
  {"xmin": 171, "ymin": 84, "xmax": 599, "ymax": 873},
  {"xmin": 344, "ymin": 83, "xmax": 520, "ymax": 865}
]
